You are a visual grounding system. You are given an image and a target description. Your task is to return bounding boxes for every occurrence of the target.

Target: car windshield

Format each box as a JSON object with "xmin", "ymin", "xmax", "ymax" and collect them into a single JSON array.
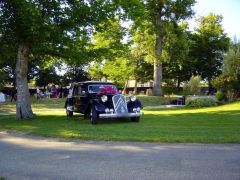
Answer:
[{"xmin": 88, "ymin": 84, "xmax": 118, "ymax": 94}]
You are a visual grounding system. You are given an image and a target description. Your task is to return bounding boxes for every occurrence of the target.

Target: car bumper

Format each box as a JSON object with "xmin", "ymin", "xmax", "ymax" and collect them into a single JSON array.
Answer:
[{"xmin": 99, "ymin": 112, "xmax": 144, "ymax": 119}]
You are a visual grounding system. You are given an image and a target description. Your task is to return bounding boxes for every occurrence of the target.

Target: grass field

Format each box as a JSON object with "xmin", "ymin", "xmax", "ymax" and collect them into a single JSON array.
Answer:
[{"xmin": 0, "ymin": 97, "xmax": 240, "ymax": 143}]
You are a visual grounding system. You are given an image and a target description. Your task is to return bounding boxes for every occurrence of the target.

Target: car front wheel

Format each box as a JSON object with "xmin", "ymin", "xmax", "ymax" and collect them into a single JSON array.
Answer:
[
  {"xmin": 91, "ymin": 105, "xmax": 98, "ymax": 124},
  {"xmin": 131, "ymin": 117, "xmax": 140, "ymax": 122}
]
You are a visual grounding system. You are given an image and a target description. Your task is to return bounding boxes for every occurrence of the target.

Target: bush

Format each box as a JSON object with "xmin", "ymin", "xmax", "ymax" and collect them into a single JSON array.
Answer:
[
  {"xmin": 215, "ymin": 91, "xmax": 225, "ymax": 101},
  {"xmin": 212, "ymin": 74, "xmax": 240, "ymax": 100},
  {"xmin": 186, "ymin": 98, "xmax": 217, "ymax": 107},
  {"xmin": 162, "ymin": 79, "xmax": 179, "ymax": 94},
  {"xmin": 183, "ymin": 76, "xmax": 201, "ymax": 95}
]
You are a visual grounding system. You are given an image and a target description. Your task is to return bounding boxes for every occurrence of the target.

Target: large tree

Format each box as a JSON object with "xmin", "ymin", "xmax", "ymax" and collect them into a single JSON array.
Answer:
[
  {"xmin": 189, "ymin": 13, "xmax": 230, "ymax": 91},
  {"xmin": 144, "ymin": 0, "xmax": 195, "ymax": 95},
  {"xmin": 121, "ymin": 0, "xmax": 195, "ymax": 95},
  {"xmin": 0, "ymin": 0, "xmax": 115, "ymax": 119}
]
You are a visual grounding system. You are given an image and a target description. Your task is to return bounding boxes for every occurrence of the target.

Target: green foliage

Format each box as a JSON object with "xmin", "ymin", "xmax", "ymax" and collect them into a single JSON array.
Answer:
[
  {"xmin": 92, "ymin": 18, "xmax": 128, "ymax": 59},
  {"xmin": 88, "ymin": 18, "xmax": 131, "ymax": 87},
  {"xmin": 215, "ymin": 91, "xmax": 225, "ymax": 102},
  {"xmin": 123, "ymin": 0, "xmax": 196, "ymax": 96},
  {"xmin": 186, "ymin": 98, "xmax": 217, "ymax": 107},
  {"xmin": 131, "ymin": 26, "xmax": 156, "ymax": 64},
  {"xmin": 0, "ymin": 84, "xmax": 3, "ymax": 91},
  {"xmin": 212, "ymin": 74, "xmax": 240, "ymax": 100},
  {"xmin": 223, "ymin": 44, "xmax": 240, "ymax": 77},
  {"xmin": 212, "ymin": 74, "xmax": 235, "ymax": 91},
  {"xmin": 61, "ymin": 65, "xmax": 90, "ymax": 86},
  {"xmin": 0, "ymin": 0, "xmax": 118, "ymax": 79},
  {"xmin": 87, "ymin": 62, "xmax": 105, "ymax": 81},
  {"xmin": 102, "ymin": 57, "xmax": 132, "ymax": 87},
  {"xmin": 163, "ymin": 23, "xmax": 192, "ymax": 84},
  {"xmin": 162, "ymin": 79, "xmax": 179, "ymax": 94},
  {"xmin": 0, "ymin": 70, "xmax": 6, "ymax": 89},
  {"xmin": 35, "ymin": 66, "xmax": 60, "ymax": 88},
  {"xmin": 188, "ymin": 13, "xmax": 230, "ymax": 81},
  {"xmin": 130, "ymin": 27, "xmax": 154, "ymax": 82},
  {"xmin": 212, "ymin": 40, "xmax": 240, "ymax": 101},
  {"xmin": 222, "ymin": 40, "xmax": 240, "ymax": 85},
  {"xmin": 184, "ymin": 76, "xmax": 201, "ymax": 95}
]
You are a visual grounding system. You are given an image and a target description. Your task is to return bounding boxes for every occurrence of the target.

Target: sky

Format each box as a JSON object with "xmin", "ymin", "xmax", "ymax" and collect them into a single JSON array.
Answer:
[{"xmin": 190, "ymin": 0, "xmax": 240, "ymax": 40}]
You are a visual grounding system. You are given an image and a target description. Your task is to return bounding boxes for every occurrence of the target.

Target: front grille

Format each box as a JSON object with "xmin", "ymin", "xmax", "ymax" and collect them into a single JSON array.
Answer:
[{"xmin": 112, "ymin": 94, "xmax": 128, "ymax": 114}]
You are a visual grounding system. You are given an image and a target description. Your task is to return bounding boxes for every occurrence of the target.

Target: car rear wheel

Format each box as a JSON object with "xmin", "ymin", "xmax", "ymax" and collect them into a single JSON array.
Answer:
[
  {"xmin": 91, "ymin": 105, "xmax": 98, "ymax": 124},
  {"xmin": 131, "ymin": 117, "xmax": 140, "ymax": 122}
]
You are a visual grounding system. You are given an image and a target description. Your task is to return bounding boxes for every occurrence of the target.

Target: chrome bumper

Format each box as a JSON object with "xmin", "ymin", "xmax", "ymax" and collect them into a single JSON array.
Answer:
[{"xmin": 99, "ymin": 112, "xmax": 144, "ymax": 119}]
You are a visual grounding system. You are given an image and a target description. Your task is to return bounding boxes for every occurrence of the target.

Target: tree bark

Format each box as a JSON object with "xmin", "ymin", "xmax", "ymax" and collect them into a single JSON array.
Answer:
[
  {"xmin": 153, "ymin": 62, "xmax": 162, "ymax": 96},
  {"xmin": 177, "ymin": 79, "xmax": 181, "ymax": 90},
  {"xmin": 207, "ymin": 79, "xmax": 213, "ymax": 95},
  {"xmin": 152, "ymin": 13, "xmax": 163, "ymax": 96},
  {"xmin": 122, "ymin": 80, "xmax": 128, "ymax": 95},
  {"xmin": 134, "ymin": 79, "xmax": 138, "ymax": 95},
  {"xmin": 15, "ymin": 43, "xmax": 35, "ymax": 119}
]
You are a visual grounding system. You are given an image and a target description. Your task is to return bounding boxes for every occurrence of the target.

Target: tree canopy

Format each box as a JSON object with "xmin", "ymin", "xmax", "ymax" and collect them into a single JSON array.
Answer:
[
  {"xmin": 188, "ymin": 13, "xmax": 230, "ymax": 83},
  {"xmin": 0, "ymin": 0, "xmax": 117, "ymax": 119}
]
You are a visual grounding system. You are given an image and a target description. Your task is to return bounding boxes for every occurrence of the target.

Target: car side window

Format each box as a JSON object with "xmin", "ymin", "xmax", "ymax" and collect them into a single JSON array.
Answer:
[
  {"xmin": 75, "ymin": 86, "xmax": 86, "ymax": 96},
  {"xmin": 80, "ymin": 87, "xmax": 87, "ymax": 96}
]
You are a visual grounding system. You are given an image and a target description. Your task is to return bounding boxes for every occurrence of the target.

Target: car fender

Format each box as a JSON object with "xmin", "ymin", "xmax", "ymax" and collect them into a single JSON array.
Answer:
[
  {"xmin": 127, "ymin": 99, "xmax": 143, "ymax": 112},
  {"xmin": 91, "ymin": 100, "xmax": 106, "ymax": 113}
]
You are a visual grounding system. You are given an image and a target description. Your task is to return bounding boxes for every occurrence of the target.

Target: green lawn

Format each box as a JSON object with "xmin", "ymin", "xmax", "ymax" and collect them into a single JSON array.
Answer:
[{"xmin": 0, "ymin": 98, "xmax": 240, "ymax": 143}]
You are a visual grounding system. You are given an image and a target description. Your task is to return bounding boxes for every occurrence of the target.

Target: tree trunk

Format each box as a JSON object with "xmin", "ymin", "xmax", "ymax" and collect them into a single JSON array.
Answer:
[
  {"xmin": 153, "ymin": 62, "xmax": 163, "ymax": 96},
  {"xmin": 134, "ymin": 80, "xmax": 138, "ymax": 95},
  {"xmin": 152, "ymin": 14, "xmax": 163, "ymax": 96},
  {"xmin": 207, "ymin": 80, "xmax": 213, "ymax": 95},
  {"xmin": 177, "ymin": 79, "xmax": 181, "ymax": 91},
  {"xmin": 122, "ymin": 80, "xmax": 128, "ymax": 95},
  {"xmin": 15, "ymin": 43, "xmax": 35, "ymax": 119}
]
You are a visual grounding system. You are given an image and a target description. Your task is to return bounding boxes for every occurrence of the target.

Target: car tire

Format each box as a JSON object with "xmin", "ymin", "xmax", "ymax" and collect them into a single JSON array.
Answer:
[
  {"xmin": 91, "ymin": 105, "xmax": 98, "ymax": 124},
  {"xmin": 131, "ymin": 117, "xmax": 140, "ymax": 122},
  {"xmin": 66, "ymin": 105, "xmax": 73, "ymax": 117}
]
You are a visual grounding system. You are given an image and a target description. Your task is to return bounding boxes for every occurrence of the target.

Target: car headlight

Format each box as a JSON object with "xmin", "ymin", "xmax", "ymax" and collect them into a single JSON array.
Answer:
[
  {"xmin": 130, "ymin": 96, "xmax": 136, "ymax": 102},
  {"xmin": 101, "ymin": 95, "xmax": 108, "ymax": 102}
]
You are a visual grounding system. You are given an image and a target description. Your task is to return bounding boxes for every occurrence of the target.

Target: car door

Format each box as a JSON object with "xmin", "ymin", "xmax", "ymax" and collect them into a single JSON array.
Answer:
[
  {"xmin": 73, "ymin": 85, "xmax": 89, "ymax": 114},
  {"xmin": 78, "ymin": 85, "xmax": 89, "ymax": 113},
  {"xmin": 72, "ymin": 85, "xmax": 80, "ymax": 112}
]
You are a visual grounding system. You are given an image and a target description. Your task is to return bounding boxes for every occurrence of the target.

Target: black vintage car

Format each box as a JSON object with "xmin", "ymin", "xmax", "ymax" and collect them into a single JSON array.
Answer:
[{"xmin": 64, "ymin": 81, "xmax": 143, "ymax": 124}]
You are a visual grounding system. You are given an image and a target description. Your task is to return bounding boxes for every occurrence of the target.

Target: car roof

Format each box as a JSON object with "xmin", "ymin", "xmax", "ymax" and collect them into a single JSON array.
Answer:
[{"xmin": 73, "ymin": 81, "xmax": 115, "ymax": 86}]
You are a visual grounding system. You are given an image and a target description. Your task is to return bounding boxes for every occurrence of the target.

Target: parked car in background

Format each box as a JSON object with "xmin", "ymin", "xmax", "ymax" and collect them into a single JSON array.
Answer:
[{"xmin": 64, "ymin": 81, "xmax": 143, "ymax": 124}]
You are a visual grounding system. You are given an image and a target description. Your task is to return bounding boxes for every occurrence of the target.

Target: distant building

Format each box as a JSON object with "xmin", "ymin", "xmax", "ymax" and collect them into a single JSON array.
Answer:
[{"xmin": 127, "ymin": 80, "xmax": 153, "ymax": 88}]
